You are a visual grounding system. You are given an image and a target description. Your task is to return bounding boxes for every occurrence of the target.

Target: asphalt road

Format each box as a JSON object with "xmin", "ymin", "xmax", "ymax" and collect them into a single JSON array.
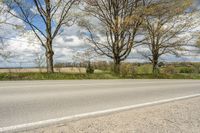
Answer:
[{"xmin": 0, "ymin": 80, "xmax": 200, "ymax": 129}]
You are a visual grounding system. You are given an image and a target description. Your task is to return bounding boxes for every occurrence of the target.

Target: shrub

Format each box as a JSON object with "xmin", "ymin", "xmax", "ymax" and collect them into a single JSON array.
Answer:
[
  {"xmin": 120, "ymin": 63, "xmax": 136, "ymax": 77},
  {"xmin": 86, "ymin": 67, "xmax": 94, "ymax": 74},
  {"xmin": 137, "ymin": 64, "xmax": 152, "ymax": 74},
  {"xmin": 179, "ymin": 67, "xmax": 194, "ymax": 73},
  {"xmin": 86, "ymin": 62, "xmax": 94, "ymax": 74},
  {"xmin": 163, "ymin": 66, "xmax": 178, "ymax": 74},
  {"xmin": 193, "ymin": 64, "xmax": 200, "ymax": 73},
  {"xmin": 158, "ymin": 62, "xmax": 165, "ymax": 67}
]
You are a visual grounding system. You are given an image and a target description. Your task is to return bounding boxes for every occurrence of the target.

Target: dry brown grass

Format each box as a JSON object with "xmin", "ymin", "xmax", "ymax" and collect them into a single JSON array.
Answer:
[{"xmin": 0, "ymin": 67, "xmax": 86, "ymax": 73}]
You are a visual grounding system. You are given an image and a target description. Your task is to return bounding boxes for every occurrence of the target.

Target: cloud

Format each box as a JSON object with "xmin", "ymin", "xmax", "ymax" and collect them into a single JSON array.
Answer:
[
  {"xmin": 54, "ymin": 35, "xmax": 86, "ymax": 48},
  {"xmin": 1, "ymin": 5, "xmax": 200, "ymax": 67},
  {"xmin": 0, "ymin": 25, "xmax": 90, "ymax": 67},
  {"xmin": 0, "ymin": 4, "xmax": 25, "ymax": 38}
]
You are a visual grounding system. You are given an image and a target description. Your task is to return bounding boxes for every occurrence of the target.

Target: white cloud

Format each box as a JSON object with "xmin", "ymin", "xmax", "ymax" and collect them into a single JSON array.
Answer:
[
  {"xmin": 1, "ymin": 6, "xmax": 200, "ymax": 67},
  {"xmin": 0, "ymin": 26, "xmax": 89, "ymax": 67},
  {"xmin": 0, "ymin": 4, "xmax": 25, "ymax": 38}
]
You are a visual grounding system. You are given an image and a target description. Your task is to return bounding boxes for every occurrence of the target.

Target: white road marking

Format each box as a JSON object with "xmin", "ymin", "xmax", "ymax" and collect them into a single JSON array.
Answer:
[{"xmin": 0, "ymin": 94, "xmax": 200, "ymax": 133}]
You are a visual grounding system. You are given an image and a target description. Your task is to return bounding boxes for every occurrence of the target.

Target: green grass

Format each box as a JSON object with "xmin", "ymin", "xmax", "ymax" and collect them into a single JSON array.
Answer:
[
  {"xmin": 132, "ymin": 73, "xmax": 200, "ymax": 79},
  {"xmin": 0, "ymin": 72, "xmax": 120, "ymax": 80},
  {"xmin": 135, "ymin": 64, "xmax": 152, "ymax": 74},
  {"xmin": 0, "ymin": 72, "xmax": 200, "ymax": 80}
]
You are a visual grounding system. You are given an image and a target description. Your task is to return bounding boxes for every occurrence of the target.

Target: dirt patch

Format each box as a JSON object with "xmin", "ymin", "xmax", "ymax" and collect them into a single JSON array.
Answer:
[{"xmin": 22, "ymin": 97, "xmax": 200, "ymax": 133}]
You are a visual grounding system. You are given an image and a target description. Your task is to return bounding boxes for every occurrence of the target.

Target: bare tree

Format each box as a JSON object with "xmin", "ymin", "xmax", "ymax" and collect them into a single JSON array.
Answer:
[
  {"xmin": 0, "ymin": 1, "xmax": 12, "ymax": 59},
  {"xmin": 0, "ymin": 1, "xmax": 6, "ymax": 58},
  {"xmin": 0, "ymin": 38, "xmax": 11, "ymax": 59},
  {"xmin": 33, "ymin": 50, "xmax": 45, "ymax": 72},
  {"xmin": 6, "ymin": 0, "xmax": 79, "ymax": 73},
  {"xmin": 80, "ymin": 0, "xmax": 148, "ymax": 74},
  {"xmin": 73, "ymin": 48, "xmax": 97, "ymax": 73},
  {"xmin": 73, "ymin": 49, "xmax": 96, "ymax": 63},
  {"xmin": 138, "ymin": 0, "xmax": 194, "ymax": 75}
]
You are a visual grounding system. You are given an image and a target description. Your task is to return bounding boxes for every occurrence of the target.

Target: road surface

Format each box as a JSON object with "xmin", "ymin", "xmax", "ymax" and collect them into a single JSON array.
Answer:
[{"xmin": 0, "ymin": 80, "xmax": 200, "ymax": 130}]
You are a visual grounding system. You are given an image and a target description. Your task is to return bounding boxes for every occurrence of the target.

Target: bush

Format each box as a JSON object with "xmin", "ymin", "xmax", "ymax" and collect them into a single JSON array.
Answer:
[
  {"xmin": 193, "ymin": 64, "xmax": 200, "ymax": 73},
  {"xmin": 137, "ymin": 64, "xmax": 152, "ymax": 74},
  {"xmin": 120, "ymin": 63, "xmax": 136, "ymax": 77},
  {"xmin": 163, "ymin": 66, "xmax": 178, "ymax": 74},
  {"xmin": 86, "ymin": 67, "xmax": 94, "ymax": 74},
  {"xmin": 158, "ymin": 62, "xmax": 165, "ymax": 67},
  {"xmin": 179, "ymin": 67, "xmax": 194, "ymax": 74},
  {"xmin": 86, "ymin": 62, "xmax": 94, "ymax": 74}
]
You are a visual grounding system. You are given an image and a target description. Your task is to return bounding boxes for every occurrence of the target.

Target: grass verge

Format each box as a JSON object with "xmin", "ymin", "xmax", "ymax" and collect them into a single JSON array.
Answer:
[
  {"xmin": 0, "ymin": 72, "xmax": 119, "ymax": 80},
  {"xmin": 0, "ymin": 72, "xmax": 200, "ymax": 80}
]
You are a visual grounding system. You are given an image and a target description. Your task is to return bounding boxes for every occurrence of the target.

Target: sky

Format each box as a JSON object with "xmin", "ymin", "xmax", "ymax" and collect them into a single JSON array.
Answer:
[{"xmin": 0, "ymin": 0, "xmax": 200, "ymax": 68}]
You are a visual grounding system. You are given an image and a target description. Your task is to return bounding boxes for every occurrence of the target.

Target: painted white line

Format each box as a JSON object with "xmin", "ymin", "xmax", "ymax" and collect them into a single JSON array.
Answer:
[{"xmin": 0, "ymin": 93, "xmax": 200, "ymax": 133}]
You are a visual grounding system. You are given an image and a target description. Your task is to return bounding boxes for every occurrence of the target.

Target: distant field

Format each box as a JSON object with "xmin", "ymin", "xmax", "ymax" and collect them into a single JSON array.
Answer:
[{"xmin": 0, "ymin": 67, "xmax": 86, "ymax": 73}]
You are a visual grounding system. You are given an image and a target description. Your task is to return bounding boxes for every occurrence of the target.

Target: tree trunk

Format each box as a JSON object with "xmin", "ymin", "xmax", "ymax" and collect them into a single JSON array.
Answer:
[
  {"xmin": 45, "ymin": 39, "xmax": 54, "ymax": 73},
  {"xmin": 152, "ymin": 59, "xmax": 159, "ymax": 76},
  {"xmin": 46, "ymin": 50, "xmax": 54, "ymax": 73},
  {"xmin": 113, "ymin": 58, "xmax": 121, "ymax": 75},
  {"xmin": 45, "ymin": 0, "xmax": 54, "ymax": 73}
]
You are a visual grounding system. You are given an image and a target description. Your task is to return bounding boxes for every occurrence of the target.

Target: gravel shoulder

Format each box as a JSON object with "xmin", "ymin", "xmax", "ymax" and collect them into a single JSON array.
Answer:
[{"xmin": 22, "ymin": 97, "xmax": 200, "ymax": 133}]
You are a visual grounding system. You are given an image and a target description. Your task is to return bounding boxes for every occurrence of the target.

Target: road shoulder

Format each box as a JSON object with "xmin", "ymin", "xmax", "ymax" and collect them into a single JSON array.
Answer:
[{"xmin": 21, "ymin": 96, "xmax": 200, "ymax": 133}]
